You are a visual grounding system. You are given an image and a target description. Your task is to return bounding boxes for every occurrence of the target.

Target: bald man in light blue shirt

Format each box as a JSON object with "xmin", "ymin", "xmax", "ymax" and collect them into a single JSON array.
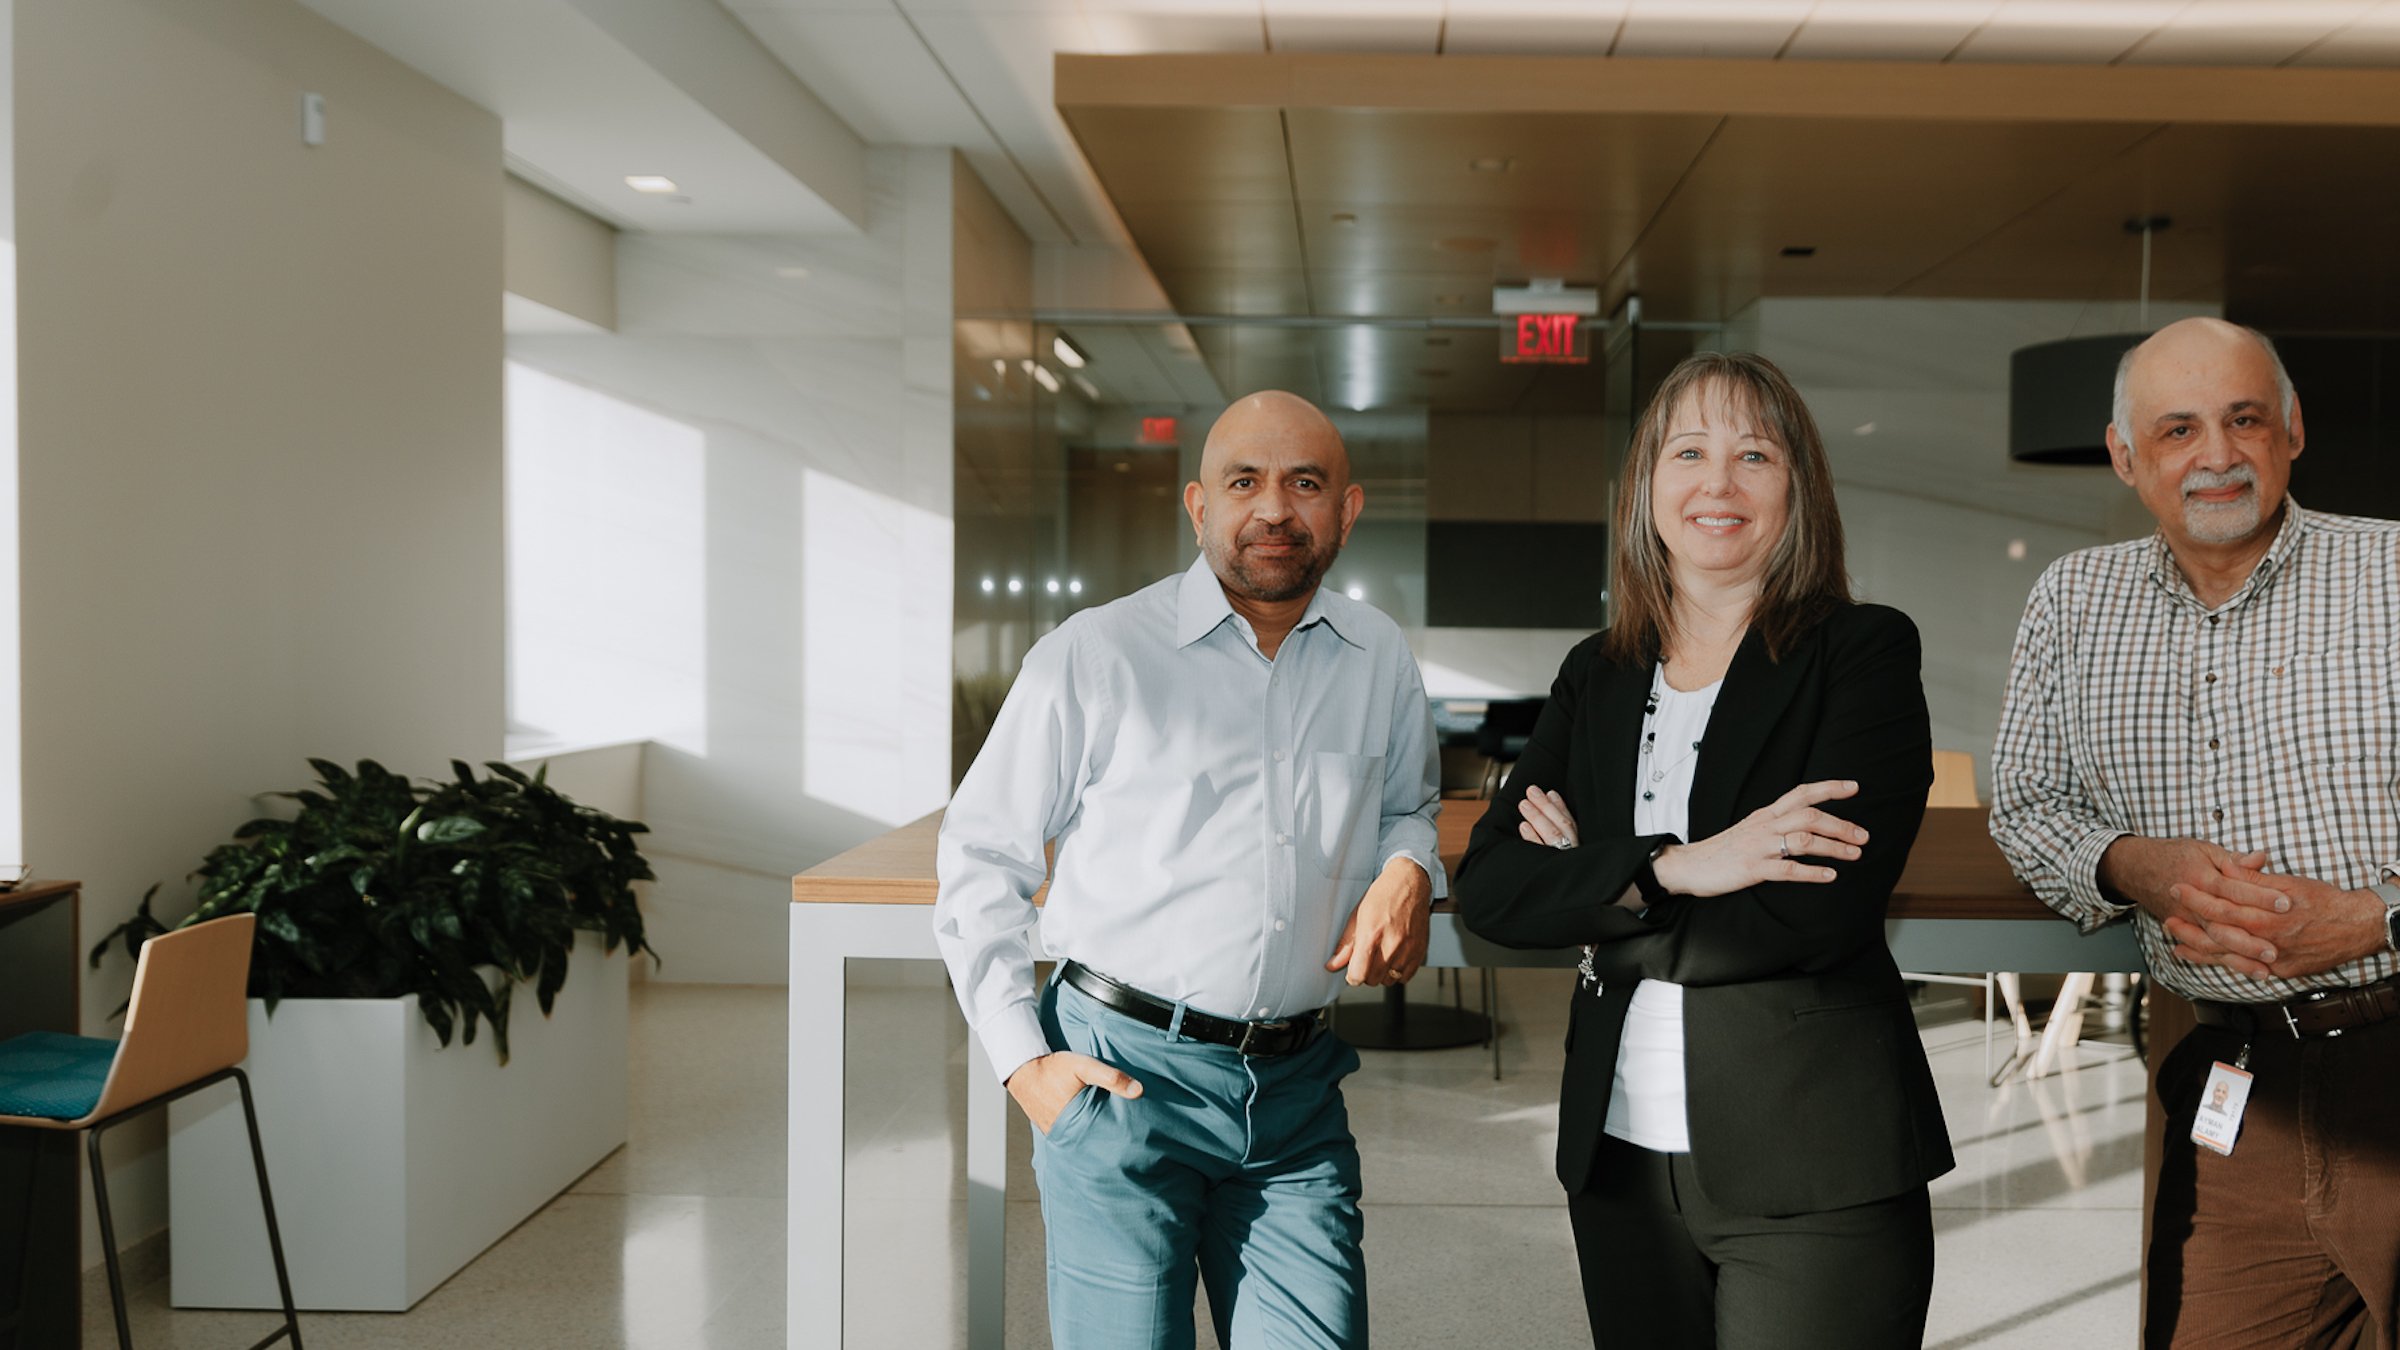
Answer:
[{"xmin": 935, "ymin": 390, "xmax": 1443, "ymax": 1349}]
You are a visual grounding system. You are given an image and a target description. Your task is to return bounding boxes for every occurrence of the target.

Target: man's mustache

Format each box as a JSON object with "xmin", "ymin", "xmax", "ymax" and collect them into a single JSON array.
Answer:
[
  {"xmin": 2182, "ymin": 464, "xmax": 2257, "ymax": 497},
  {"xmin": 1239, "ymin": 525, "xmax": 1315, "ymax": 548}
]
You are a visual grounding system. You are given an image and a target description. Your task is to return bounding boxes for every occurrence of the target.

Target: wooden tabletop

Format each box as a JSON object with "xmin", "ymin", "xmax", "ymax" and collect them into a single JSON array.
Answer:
[
  {"xmin": 0, "ymin": 879, "xmax": 81, "ymax": 912},
  {"xmin": 795, "ymin": 808, "xmax": 2048, "ymax": 921}
]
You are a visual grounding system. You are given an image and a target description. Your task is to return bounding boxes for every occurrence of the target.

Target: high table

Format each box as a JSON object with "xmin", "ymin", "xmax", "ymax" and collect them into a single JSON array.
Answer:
[
  {"xmin": 0, "ymin": 880, "xmax": 85, "ymax": 1350},
  {"xmin": 787, "ymin": 810, "xmax": 2137, "ymax": 1349}
]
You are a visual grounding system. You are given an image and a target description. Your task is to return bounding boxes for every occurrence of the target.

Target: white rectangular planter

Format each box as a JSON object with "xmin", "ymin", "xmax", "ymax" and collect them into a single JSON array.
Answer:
[{"xmin": 167, "ymin": 931, "xmax": 629, "ymax": 1311}]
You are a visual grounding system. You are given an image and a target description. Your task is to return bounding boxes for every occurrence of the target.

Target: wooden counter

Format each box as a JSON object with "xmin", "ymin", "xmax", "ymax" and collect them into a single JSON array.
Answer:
[{"xmin": 794, "ymin": 805, "xmax": 2053, "ymax": 921}]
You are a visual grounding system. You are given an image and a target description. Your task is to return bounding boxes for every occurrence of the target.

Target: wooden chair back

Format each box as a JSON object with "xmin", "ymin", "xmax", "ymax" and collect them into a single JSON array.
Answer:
[
  {"xmin": 86, "ymin": 913, "xmax": 256, "ymax": 1123},
  {"xmin": 1929, "ymin": 749, "xmax": 1981, "ymax": 809}
]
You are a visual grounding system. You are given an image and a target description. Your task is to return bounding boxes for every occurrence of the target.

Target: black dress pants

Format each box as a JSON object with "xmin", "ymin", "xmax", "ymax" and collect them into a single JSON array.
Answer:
[{"xmin": 1567, "ymin": 1131, "xmax": 1934, "ymax": 1350}]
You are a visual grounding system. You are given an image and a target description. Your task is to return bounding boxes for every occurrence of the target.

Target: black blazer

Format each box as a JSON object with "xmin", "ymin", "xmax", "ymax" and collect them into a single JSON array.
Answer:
[{"xmin": 1455, "ymin": 602, "xmax": 1954, "ymax": 1217}]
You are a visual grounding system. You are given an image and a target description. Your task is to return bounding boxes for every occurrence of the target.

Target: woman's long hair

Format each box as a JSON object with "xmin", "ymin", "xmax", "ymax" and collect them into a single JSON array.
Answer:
[{"xmin": 1601, "ymin": 351, "xmax": 1851, "ymax": 666}]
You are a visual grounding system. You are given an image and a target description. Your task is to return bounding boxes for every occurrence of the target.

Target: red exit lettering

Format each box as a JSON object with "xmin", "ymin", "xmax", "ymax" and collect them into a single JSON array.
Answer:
[
  {"xmin": 1511, "ymin": 313, "xmax": 1580, "ymax": 363},
  {"xmin": 1139, "ymin": 416, "xmax": 1179, "ymax": 444}
]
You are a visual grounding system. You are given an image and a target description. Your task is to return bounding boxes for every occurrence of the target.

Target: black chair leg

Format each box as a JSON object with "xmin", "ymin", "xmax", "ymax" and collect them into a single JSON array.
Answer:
[
  {"xmin": 230, "ymin": 1071, "xmax": 302, "ymax": 1348},
  {"xmin": 80, "ymin": 1071, "xmax": 303, "ymax": 1350},
  {"xmin": 85, "ymin": 1126, "xmax": 134, "ymax": 1350}
]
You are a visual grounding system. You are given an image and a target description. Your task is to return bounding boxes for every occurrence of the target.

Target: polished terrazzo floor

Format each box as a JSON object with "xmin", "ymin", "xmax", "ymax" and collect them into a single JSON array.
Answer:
[{"xmin": 90, "ymin": 971, "xmax": 2146, "ymax": 1347}]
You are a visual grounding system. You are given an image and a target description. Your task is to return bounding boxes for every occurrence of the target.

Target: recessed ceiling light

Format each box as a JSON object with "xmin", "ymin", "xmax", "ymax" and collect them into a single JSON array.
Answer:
[
  {"xmin": 1780, "ymin": 245, "xmax": 1818, "ymax": 258},
  {"xmin": 625, "ymin": 175, "xmax": 680, "ymax": 195},
  {"xmin": 2007, "ymin": 539, "xmax": 2029, "ymax": 561},
  {"xmin": 1053, "ymin": 335, "xmax": 1088, "ymax": 369},
  {"xmin": 1031, "ymin": 364, "xmax": 1061, "ymax": 393},
  {"xmin": 774, "ymin": 266, "xmax": 811, "ymax": 281},
  {"xmin": 1468, "ymin": 157, "xmax": 1513, "ymax": 173},
  {"xmin": 1854, "ymin": 422, "xmax": 1877, "ymax": 436}
]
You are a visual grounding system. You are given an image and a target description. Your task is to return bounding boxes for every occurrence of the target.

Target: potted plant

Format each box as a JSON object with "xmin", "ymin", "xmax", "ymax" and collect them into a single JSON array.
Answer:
[{"xmin": 90, "ymin": 758, "xmax": 658, "ymax": 1311}]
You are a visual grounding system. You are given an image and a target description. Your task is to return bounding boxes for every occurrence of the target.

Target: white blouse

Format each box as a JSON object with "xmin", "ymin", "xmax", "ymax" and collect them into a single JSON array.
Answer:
[{"xmin": 1602, "ymin": 665, "xmax": 1721, "ymax": 1154}]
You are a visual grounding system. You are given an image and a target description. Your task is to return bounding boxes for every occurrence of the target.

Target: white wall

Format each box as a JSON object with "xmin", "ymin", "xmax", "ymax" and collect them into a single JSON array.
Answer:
[
  {"xmin": 16, "ymin": 0, "xmax": 505, "ymax": 1258},
  {"xmin": 507, "ymin": 148, "xmax": 957, "ymax": 983}
]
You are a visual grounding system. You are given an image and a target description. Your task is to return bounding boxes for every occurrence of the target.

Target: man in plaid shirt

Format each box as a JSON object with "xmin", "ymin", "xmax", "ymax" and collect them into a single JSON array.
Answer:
[{"xmin": 1991, "ymin": 316, "xmax": 2400, "ymax": 1349}]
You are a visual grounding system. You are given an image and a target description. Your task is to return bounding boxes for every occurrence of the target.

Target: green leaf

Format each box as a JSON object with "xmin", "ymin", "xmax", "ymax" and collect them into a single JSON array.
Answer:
[{"xmin": 417, "ymin": 815, "xmax": 486, "ymax": 845}]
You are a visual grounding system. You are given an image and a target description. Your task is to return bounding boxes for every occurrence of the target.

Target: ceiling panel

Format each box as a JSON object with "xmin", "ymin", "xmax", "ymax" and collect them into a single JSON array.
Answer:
[
  {"xmin": 1910, "ymin": 122, "xmax": 2400, "ymax": 329},
  {"xmin": 1118, "ymin": 202, "xmax": 1307, "ymax": 270},
  {"xmin": 1948, "ymin": 0, "xmax": 2184, "ymax": 63},
  {"xmin": 1309, "ymin": 273, "xmax": 1519, "ymax": 317},
  {"xmin": 1609, "ymin": 116, "xmax": 2163, "ymax": 319},
  {"xmin": 1440, "ymin": 4, "xmax": 1630, "ymax": 56},
  {"xmin": 1060, "ymin": 108, "xmax": 1294, "ymax": 204},
  {"xmin": 1263, "ymin": 1, "xmax": 1443, "ymax": 53},
  {"xmin": 2120, "ymin": 1, "xmax": 2374, "ymax": 66},
  {"xmin": 2291, "ymin": 3, "xmax": 2400, "ymax": 65},
  {"xmin": 1780, "ymin": 2, "xmax": 2001, "ymax": 61},
  {"xmin": 1283, "ymin": 109, "xmax": 1722, "ymax": 215},
  {"xmin": 1296, "ymin": 204, "xmax": 1629, "ymax": 282},
  {"xmin": 1082, "ymin": 8, "xmax": 1268, "ymax": 54},
  {"xmin": 1612, "ymin": 0, "xmax": 1812, "ymax": 58},
  {"xmin": 733, "ymin": 10, "xmax": 985, "ymax": 145},
  {"xmin": 1149, "ymin": 268, "xmax": 1317, "ymax": 313}
]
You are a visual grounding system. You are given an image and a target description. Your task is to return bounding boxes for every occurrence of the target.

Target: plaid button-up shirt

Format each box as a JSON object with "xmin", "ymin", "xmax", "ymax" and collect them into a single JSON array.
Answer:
[{"xmin": 1990, "ymin": 501, "xmax": 2400, "ymax": 1004}]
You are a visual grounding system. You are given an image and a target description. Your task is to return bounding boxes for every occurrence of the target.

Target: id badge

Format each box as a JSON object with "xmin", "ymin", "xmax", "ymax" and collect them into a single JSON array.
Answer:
[{"xmin": 2190, "ymin": 1055, "xmax": 2254, "ymax": 1157}]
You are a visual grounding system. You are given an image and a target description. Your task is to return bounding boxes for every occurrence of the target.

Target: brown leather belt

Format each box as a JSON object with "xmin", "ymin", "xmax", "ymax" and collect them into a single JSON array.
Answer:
[
  {"xmin": 1060, "ymin": 961, "xmax": 1327, "ymax": 1057},
  {"xmin": 2192, "ymin": 975, "xmax": 2400, "ymax": 1040}
]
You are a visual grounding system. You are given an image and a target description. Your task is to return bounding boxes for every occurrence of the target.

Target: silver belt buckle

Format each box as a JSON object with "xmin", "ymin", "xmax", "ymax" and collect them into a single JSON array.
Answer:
[
  {"xmin": 1236, "ymin": 1019, "xmax": 1274, "ymax": 1054},
  {"xmin": 2283, "ymin": 1002, "xmax": 2304, "ymax": 1038}
]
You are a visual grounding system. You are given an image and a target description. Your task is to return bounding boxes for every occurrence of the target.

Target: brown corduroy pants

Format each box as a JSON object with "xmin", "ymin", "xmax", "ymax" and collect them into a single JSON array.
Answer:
[{"xmin": 2147, "ymin": 1019, "xmax": 2400, "ymax": 1350}]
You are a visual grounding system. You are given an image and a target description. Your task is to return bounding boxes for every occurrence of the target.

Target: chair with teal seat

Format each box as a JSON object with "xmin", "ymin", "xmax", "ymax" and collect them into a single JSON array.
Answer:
[{"xmin": 0, "ymin": 913, "xmax": 301, "ymax": 1349}]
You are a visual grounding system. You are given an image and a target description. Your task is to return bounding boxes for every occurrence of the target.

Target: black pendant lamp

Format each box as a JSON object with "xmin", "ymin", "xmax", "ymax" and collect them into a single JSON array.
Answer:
[{"xmin": 2007, "ymin": 217, "xmax": 2170, "ymax": 466}]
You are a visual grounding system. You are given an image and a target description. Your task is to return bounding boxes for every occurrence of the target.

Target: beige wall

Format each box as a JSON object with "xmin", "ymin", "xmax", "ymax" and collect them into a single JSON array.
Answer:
[
  {"xmin": 16, "ymin": 0, "xmax": 505, "ymax": 1256},
  {"xmin": 504, "ymin": 175, "xmax": 616, "ymax": 330}
]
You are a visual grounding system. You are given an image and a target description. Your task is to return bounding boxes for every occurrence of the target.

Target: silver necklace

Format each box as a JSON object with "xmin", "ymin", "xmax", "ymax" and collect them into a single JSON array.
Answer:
[{"xmin": 1637, "ymin": 666, "xmax": 1715, "ymax": 803}]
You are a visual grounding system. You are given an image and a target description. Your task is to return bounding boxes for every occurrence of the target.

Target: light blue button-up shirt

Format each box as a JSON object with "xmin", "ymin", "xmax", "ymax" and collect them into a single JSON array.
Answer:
[{"xmin": 935, "ymin": 556, "xmax": 1446, "ymax": 1083}]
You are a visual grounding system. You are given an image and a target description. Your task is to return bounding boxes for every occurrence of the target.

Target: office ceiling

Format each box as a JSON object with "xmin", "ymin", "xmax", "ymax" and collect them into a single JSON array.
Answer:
[
  {"xmin": 1055, "ymin": 52, "xmax": 2400, "ymax": 409},
  {"xmin": 726, "ymin": 0, "xmax": 2400, "ymax": 258},
  {"xmin": 307, "ymin": 0, "xmax": 2400, "ymax": 412}
]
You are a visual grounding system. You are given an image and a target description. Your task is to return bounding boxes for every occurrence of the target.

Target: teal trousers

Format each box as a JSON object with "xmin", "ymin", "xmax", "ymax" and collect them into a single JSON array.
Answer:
[{"xmin": 1031, "ymin": 976, "xmax": 1367, "ymax": 1350}]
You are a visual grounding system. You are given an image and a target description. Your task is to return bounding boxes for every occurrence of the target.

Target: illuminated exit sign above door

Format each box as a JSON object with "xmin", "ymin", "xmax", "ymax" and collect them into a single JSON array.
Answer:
[{"xmin": 1501, "ymin": 314, "xmax": 1589, "ymax": 365}]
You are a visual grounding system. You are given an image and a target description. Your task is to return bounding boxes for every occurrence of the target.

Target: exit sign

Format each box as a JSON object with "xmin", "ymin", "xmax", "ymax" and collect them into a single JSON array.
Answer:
[
  {"xmin": 1500, "ymin": 314, "xmax": 1589, "ymax": 365},
  {"xmin": 1139, "ymin": 416, "xmax": 1179, "ymax": 445}
]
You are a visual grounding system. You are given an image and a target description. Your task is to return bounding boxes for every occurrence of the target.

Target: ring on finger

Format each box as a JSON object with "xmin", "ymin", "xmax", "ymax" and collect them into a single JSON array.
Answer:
[
  {"xmin": 1779, "ymin": 833, "xmax": 1791, "ymax": 860},
  {"xmin": 1551, "ymin": 835, "xmax": 1574, "ymax": 850}
]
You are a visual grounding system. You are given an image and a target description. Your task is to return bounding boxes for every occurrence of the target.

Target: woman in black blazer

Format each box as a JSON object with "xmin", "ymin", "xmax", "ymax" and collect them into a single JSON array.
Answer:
[{"xmin": 1455, "ymin": 351, "xmax": 1950, "ymax": 1350}]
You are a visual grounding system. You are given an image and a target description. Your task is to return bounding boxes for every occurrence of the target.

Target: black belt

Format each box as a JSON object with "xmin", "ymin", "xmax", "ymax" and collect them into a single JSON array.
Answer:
[
  {"xmin": 1060, "ymin": 961, "xmax": 1328, "ymax": 1057},
  {"xmin": 2192, "ymin": 975, "xmax": 2400, "ymax": 1040}
]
